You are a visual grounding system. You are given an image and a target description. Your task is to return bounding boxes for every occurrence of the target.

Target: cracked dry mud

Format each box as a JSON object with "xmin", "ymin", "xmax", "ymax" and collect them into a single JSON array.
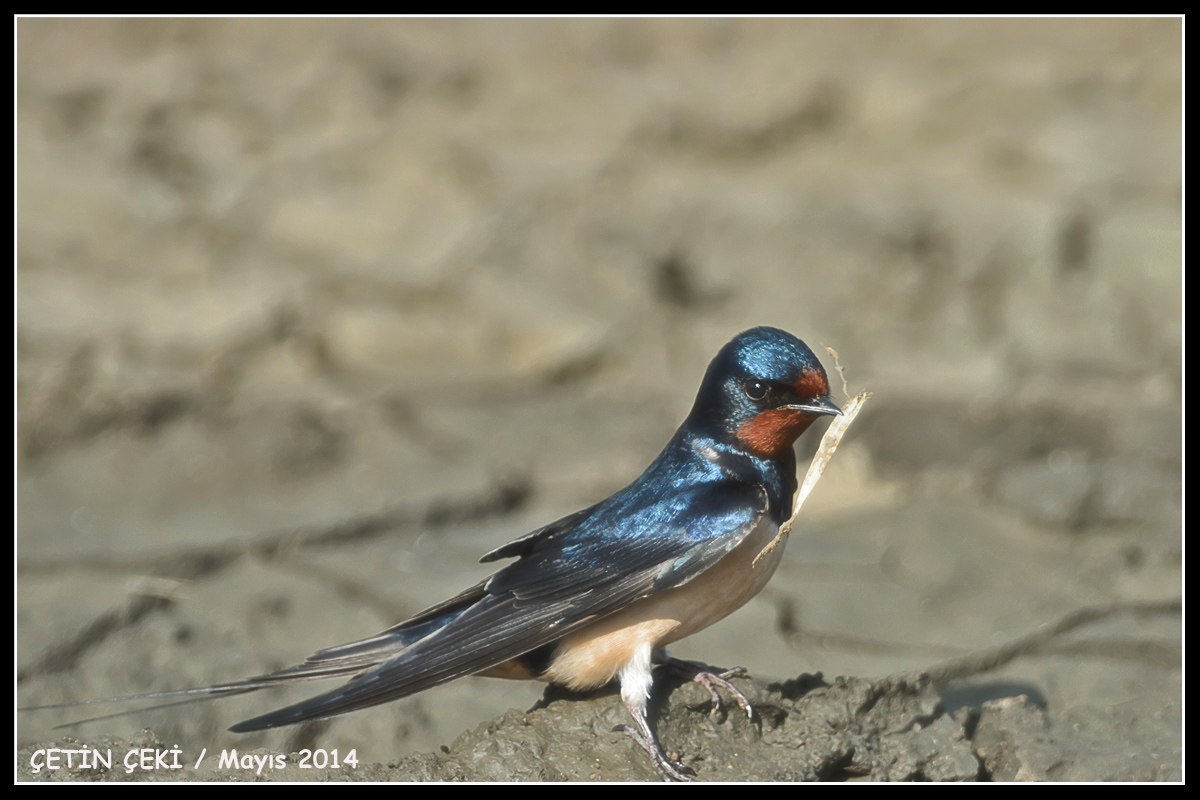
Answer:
[{"xmin": 18, "ymin": 18, "xmax": 1180, "ymax": 781}]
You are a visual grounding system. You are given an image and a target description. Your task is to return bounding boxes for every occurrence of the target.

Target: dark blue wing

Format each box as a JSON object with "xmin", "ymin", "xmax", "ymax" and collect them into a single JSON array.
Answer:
[{"xmin": 229, "ymin": 477, "xmax": 767, "ymax": 731}]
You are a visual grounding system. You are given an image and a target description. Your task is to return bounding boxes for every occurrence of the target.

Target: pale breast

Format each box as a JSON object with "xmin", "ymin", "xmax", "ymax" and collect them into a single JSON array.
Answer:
[{"xmin": 543, "ymin": 519, "xmax": 786, "ymax": 690}]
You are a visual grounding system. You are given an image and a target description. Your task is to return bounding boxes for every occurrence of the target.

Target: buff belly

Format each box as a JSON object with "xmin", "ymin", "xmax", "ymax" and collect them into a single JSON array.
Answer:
[{"xmin": 538, "ymin": 519, "xmax": 786, "ymax": 690}]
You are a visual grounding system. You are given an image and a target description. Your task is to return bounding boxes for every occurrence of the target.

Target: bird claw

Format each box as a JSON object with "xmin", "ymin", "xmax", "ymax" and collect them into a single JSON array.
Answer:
[
  {"xmin": 693, "ymin": 667, "xmax": 753, "ymax": 719},
  {"xmin": 659, "ymin": 658, "xmax": 753, "ymax": 720},
  {"xmin": 619, "ymin": 724, "xmax": 695, "ymax": 782}
]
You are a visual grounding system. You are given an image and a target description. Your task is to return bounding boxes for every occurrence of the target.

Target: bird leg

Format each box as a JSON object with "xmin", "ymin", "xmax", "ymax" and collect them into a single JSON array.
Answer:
[
  {"xmin": 653, "ymin": 653, "xmax": 753, "ymax": 719},
  {"xmin": 618, "ymin": 696, "xmax": 695, "ymax": 782},
  {"xmin": 617, "ymin": 641, "xmax": 694, "ymax": 781},
  {"xmin": 618, "ymin": 653, "xmax": 756, "ymax": 780}
]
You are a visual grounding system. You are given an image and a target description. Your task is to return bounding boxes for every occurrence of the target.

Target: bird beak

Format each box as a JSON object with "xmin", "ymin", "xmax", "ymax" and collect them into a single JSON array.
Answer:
[{"xmin": 787, "ymin": 395, "xmax": 842, "ymax": 417}]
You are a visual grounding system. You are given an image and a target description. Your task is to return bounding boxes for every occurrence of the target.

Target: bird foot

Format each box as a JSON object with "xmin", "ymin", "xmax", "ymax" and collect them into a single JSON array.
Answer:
[
  {"xmin": 657, "ymin": 656, "xmax": 753, "ymax": 719},
  {"xmin": 617, "ymin": 723, "xmax": 695, "ymax": 782}
]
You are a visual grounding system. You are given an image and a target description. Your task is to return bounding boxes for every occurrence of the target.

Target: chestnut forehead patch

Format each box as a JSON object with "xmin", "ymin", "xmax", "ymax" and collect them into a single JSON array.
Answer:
[{"xmin": 793, "ymin": 367, "xmax": 829, "ymax": 399}]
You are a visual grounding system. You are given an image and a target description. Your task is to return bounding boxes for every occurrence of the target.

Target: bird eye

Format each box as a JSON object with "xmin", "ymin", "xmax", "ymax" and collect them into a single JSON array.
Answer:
[{"xmin": 744, "ymin": 380, "xmax": 769, "ymax": 401}]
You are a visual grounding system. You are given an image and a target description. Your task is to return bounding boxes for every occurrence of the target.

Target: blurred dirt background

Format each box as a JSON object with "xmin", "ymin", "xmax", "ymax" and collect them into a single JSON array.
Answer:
[{"xmin": 17, "ymin": 18, "xmax": 1181, "ymax": 781}]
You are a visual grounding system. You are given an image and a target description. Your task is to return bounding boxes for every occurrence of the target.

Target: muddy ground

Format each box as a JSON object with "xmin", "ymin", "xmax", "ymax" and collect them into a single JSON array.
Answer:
[{"xmin": 17, "ymin": 19, "xmax": 1181, "ymax": 781}]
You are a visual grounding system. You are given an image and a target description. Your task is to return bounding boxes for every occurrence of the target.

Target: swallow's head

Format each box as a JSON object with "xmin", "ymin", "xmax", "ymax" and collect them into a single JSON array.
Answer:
[{"xmin": 689, "ymin": 326, "xmax": 841, "ymax": 460}]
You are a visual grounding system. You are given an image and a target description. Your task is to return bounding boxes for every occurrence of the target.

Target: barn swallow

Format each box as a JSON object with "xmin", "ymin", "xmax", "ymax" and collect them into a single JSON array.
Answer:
[{"xmin": 28, "ymin": 326, "xmax": 839, "ymax": 781}]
